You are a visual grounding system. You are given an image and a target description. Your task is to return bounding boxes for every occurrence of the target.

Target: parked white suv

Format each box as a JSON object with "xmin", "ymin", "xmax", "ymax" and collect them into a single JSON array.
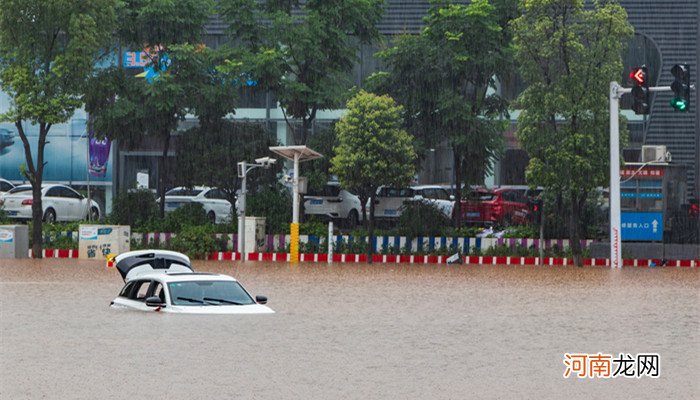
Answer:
[
  {"xmin": 371, "ymin": 185, "xmax": 455, "ymax": 221},
  {"xmin": 304, "ymin": 182, "xmax": 362, "ymax": 228}
]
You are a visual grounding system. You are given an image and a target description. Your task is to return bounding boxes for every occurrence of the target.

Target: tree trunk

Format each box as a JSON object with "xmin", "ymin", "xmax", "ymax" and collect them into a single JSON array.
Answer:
[
  {"xmin": 158, "ymin": 133, "xmax": 171, "ymax": 218},
  {"xmin": 359, "ymin": 195, "xmax": 368, "ymax": 229},
  {"xmin": 569, "ymin": 191, "xmax": 582, "ymax": 266},
  {"xmin": 16, "ymin": 120, "xmax": 49, "ymax": 258},
  {"xmin": 367, "ymin": 194, "xmax": 375, "ymax": 264}
]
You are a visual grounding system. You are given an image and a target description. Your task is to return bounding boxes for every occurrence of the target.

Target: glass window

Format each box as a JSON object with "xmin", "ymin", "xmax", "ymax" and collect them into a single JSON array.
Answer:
[
  {"xmin": 61, "ymin": 187, "xmax": 81, "ymax": 199},
  {"xmin": 133, "ymin": 280, "xmax": 152, "ymax": 301},
  {"xmin": 168, "ymin": 280, "xmax": 255, "ymax": 306},
  {"xmin": 8, "ymin": 186, "xmax": 31, "ymax": 194},
  {"xmin": 0, "ymin": 181, "xmax": 12, "ymax": 191},
  {"xmin": 46, "ymin": 187, "xmax": 61, "ymax": 197},
  {"xmin": 166, "ymin": 188, "xmax": 203, "ymax": 197},
  {"xmin": 119, "ymin": 281, "xmax": 136, "ymax": 298}
]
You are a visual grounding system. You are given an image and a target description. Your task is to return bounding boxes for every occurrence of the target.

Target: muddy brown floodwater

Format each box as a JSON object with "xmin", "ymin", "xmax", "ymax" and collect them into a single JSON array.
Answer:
[{"xmin": 0, "ymin": 259, "xmax": 698, "ymax": 400}]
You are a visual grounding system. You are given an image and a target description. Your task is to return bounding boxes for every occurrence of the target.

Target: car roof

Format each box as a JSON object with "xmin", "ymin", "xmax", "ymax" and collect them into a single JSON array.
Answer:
[
  {"xmin": 411, "ymin": 185, "xmax": 446, "ymax": 190},
  {"xmin": 135, "ymin": 271, "xmax": 238, "ymax": 283},
  {"xmin": 167, "ymin": 186, "xmax": 211, "ymax": 192}
]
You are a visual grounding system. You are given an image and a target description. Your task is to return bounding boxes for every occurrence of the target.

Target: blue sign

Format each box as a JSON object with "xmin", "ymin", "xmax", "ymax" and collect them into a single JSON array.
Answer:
[{"xmin": 621, "ymin": 212, "xmax": 663, "ymax": 241}]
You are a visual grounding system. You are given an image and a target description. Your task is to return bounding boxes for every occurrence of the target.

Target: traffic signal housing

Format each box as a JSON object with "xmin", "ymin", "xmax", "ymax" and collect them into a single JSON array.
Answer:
[
  {"xmin": 530, "ymin": 198, "xmax": 543, "ymax": 225},
  {"xmin": 670, "ymin": 64, "xmax": 690, "ymax": 111},
  {"xmin": 630, "ymin": 66, "xmax": 650, "ymax": 114}
]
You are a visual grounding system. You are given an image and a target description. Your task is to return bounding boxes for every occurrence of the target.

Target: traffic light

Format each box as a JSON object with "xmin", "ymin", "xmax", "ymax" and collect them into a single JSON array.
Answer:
[
  {"xmin": 630, "ymin": 66, "xmax": 650, "ymax": 114},
  {"xmin": 670, "ymin": 64, "xmax": 690, "ymax": 111},
  {"xmin": 531, "ymin": 198, "xmax": 543, "ymax": 225}
]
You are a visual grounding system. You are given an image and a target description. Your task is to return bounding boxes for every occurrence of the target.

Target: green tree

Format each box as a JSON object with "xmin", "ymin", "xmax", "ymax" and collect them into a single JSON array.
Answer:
[
  {"xmin": 219, "ymin": 0, "xmax": 384, "ymax": 145},
  {"xmin": 331, "ymin": 90, "xmax": 415, "ymax": 260},
  {"xmin": 85, "ymin": 0, "xmax": 214, "ymax": 217},
  {"xmin": 175, "ymin": 120, "xmax": 280, "ymax": 208},
  {"xmin": 369, "ymin": 0, "xmax": 514, "ymax": 225},
  {"xmin": 0, "ymin": 0, "xmax": 116, "ymax": 257},
  {"xmin": 512, "ymin": 0, "xmax": 633, "ymax": 265}
]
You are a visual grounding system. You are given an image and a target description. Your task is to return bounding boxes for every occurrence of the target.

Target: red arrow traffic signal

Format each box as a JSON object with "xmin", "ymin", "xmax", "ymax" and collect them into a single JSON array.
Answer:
[{"xmin": 630, "ymin": 68, "xmax": 646, "ymax": 85}]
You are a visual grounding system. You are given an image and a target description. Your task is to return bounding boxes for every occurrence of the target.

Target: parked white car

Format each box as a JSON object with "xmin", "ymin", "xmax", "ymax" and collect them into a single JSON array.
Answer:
[
  {"xmin": 0, "ymin": 178, "xmax": 15, "ymax": 206},
  {"xmin": 160, "ymin": 186, "xmax": 233, "ymax": 224},
  {"xmin": 411, "ymin": 185, "xmax": 456, "ymax": 220},
  {"xmin": 1, "ymin": 183, "xmax": 100, "ymax": 222},
  {"xmin": 304, "ymin": 182, "xmax": 362, "ymax": 228},
  {"xmin": 371, "ymin": 185, "xmax": 455, "ymax": 221},
  {"xmin": 110, "ymin": 250, "xmax": 274, "ymax": 315}
]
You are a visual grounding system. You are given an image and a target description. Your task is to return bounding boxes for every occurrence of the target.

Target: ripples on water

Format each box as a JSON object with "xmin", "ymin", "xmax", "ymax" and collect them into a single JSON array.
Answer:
[{"xmin": 1, "ymin": 259, "xmax": 698, "ymax": 399}]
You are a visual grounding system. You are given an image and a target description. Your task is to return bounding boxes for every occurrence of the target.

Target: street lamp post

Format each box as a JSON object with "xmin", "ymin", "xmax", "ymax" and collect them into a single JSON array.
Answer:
[
  {"xmin": 237, "ymin": 157, "xmax": 276, "ymax": 258},
  {"xmin": 269, "ymin": 146, "xmax": 322, "ymax": 264}
]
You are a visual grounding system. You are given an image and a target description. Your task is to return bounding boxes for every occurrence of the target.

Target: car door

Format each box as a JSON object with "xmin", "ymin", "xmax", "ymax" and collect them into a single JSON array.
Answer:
[
  {"xmin": 374, "ymin": 187, "xmax": 412, "ymax": 219},
  {"xmin": 114, "ymin": 279, "xmax": 158, "ymax": 312},
  {"xmin": 44, "ymin": 186, "xmax": 66, "ymax": 220},
  {"xmin": 204, "ymin": 188, "xmax": 232, "ymax": 222},
  {"xmin": 61, "ymin": 186, "xmax": 87, "ymax": 220}
]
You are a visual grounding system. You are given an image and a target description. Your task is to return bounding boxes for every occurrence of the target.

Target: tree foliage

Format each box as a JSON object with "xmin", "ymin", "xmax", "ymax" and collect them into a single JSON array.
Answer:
[
  {"xmin": 219, "ymin": 0, "xmax": 384, "ymax": 145},
  {"xmin": 0, "ymin": 0, "xmax": 117, "ymax": 257},
  {"xmin": 85, "ymin": 0, "xmax": 215, "ymax": 217},
  {"xmin": 512, "ymin": 0, "xmax": 633, "ymax": 263},
  {"xmin": 369, "ymin": 0, "xmax": 514, "ymax": 224},
  {"xmin": 175, "ymin": 121, "xmax": 280, "ymax": 205},
  {"xmin": 331, "ymin": 91, "xmax": 415, "ymax": 258}
]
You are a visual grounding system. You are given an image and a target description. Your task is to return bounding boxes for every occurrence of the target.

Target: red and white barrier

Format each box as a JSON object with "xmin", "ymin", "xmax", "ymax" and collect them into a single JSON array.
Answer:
[{"xmin": 28, "ymin": 248, "xmax": 698, "ymax": 268}]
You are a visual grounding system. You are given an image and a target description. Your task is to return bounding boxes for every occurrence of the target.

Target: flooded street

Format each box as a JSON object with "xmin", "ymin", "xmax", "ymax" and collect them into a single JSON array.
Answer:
[{"xmin": 1, "ymin": 259, "xmax": 698, "ymax": 399}]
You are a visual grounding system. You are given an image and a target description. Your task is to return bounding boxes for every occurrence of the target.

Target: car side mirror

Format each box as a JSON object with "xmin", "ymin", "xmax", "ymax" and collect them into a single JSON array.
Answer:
[
  {"xmin": 145, "ymin": 296, "xmax": 165, "ymax": 307},
  {"xmin": 255, "ymin": 295, "xmax": 268, "ymax": 304}
]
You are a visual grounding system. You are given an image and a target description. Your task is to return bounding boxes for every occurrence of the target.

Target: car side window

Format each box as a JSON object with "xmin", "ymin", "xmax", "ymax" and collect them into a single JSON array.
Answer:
[
  {"xmin": 119, "ymin": 281, "xmax": 136, "ymax": 297},
  {"xmin": 153, "ymin": 282, "xmax": 165, "ymax": 302},
  {"xmin": 132, "ymin": 280, "xmax": 152, "ymax": 301},
  {"xmin": 46, "ymin": 187, "xmax": 61, "ymax": 197},
  {"xmin": 0, "ymin": 182, "xmax": 11, "ymax": 191},
  {"xmin": 61, "ymin": 187, "xmax": 81, "ymax": 199}
]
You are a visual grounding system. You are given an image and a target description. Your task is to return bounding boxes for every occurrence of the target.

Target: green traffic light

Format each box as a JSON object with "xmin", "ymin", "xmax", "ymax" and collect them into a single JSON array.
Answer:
[{"xmin": 670, "ymin": 97, "xmax": 688, "ymax": 111}]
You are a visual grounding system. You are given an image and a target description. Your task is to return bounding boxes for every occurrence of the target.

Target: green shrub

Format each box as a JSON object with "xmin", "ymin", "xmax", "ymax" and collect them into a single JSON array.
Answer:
[
  {"xmin": 47, "ymin": 235, "xmax": 79, "ymax": 249},
  {"xmin": 397, "ymin": 201, "xmax": 451, "ymax": 239},
  {"xmin": 247, "ymin": 186, "xmax": 292, "ymax": 233},
  {"xmin": 502, "ymin": 225, "xmax": 538, "ymax": 238},
  {"xmin": 170, "ymin": 224, "xmax": 217, "ymax": 259},
  {"xmin": 110, "ymin": 190, "xmax": 158, "ymax": 227},
  {"xmin": 300, "ymin": 220, "xmax": 327, "ymax": 237},
  {"xmin": 163, "ymin": 203, "xmax": 208, "ymax": 231}
]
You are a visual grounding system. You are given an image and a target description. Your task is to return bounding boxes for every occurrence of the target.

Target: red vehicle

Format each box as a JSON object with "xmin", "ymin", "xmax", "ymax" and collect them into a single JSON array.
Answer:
[{"xmin": 458, "ymin": 187, "xmax": 532, "ymax": 226}]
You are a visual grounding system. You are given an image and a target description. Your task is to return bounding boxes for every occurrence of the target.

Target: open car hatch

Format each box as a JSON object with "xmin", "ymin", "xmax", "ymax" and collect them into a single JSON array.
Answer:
[{"xmin": 114, "ymin": 250, "xmax": 194, "ymax": 282}]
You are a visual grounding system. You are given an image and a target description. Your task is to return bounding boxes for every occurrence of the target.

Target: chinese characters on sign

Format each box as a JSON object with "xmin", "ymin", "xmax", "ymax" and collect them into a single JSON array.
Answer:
[
  {"xmin": 563, "ymin": 353, "xmax": 659, "ymax": 379},
  {"xmin": 620, "ymin": 168, "xmax": 664, "ymax": 177}
]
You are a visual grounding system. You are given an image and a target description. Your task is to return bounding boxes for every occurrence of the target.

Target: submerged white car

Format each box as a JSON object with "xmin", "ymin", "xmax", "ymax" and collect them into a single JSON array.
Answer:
[{"xmin": 110, "ymin": 250, "xmax": 274, "ymax": 314}]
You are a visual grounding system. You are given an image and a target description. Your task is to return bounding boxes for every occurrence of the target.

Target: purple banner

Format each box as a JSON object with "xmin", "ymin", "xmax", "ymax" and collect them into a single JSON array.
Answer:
[{"xmin": 88, "ymin": 131, "xmax": 111, "ymax": 177}]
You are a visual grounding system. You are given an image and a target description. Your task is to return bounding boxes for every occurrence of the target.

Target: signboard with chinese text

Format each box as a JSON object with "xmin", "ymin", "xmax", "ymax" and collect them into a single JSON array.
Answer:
[
  {"xmin": 620, "ymin": 168, "xmax": 664, "ymax": 178},
  {"xmin": 621, "ymin": 212, "xmax": 663, "ymax": 241}
]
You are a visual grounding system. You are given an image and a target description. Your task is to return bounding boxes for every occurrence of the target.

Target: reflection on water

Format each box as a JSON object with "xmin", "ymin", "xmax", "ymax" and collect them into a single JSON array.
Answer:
[{"xmin": 1, "ymin": 259, "xmax": 698, "ymax": 399}]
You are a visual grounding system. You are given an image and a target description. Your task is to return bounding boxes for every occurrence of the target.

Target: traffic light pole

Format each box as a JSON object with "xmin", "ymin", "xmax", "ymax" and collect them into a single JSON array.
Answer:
[
  {"xmin": 609, "ymin": 82, "xmax": 628, "ymax": 269},
  {"xmin": 609, "ymin": 82, "xmax": 676, "ymax": 268}
]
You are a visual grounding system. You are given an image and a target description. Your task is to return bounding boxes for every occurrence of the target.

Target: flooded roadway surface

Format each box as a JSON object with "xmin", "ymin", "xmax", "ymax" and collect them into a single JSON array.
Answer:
[{"xmin": 1, "ymin": 259, "xmax": 698, "ymax": 400}]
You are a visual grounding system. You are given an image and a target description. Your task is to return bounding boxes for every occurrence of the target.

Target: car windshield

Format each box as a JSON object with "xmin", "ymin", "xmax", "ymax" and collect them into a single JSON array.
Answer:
[
  {"xmin": 8, "ymin": 186, "xmax": 32, "ymax": 194},
  {"xmin": 166, "ymin": 188, "xmax": 203, "ymax": 197},
  {"xmin": 168, "ymin": 280, "xmax": 255, "ymax": 306}
]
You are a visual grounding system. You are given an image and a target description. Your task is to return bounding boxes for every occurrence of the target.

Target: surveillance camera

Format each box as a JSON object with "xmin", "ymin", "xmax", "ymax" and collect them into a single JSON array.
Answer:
[{"xmin": 255, "ymin": 156, "xmax": 277, "ymax": 166}]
